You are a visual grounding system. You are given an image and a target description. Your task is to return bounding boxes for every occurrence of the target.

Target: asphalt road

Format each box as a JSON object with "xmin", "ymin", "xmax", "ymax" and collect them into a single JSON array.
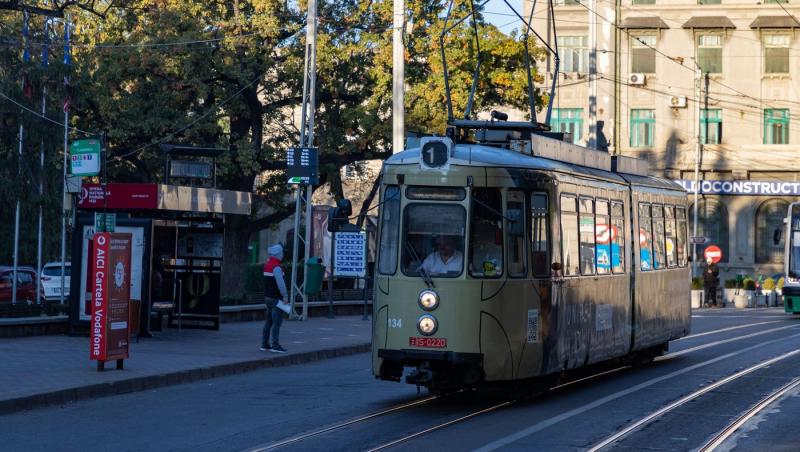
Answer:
[{"xmin": 1, "ymin": 307, "xmax": 798, "ymax": 452}]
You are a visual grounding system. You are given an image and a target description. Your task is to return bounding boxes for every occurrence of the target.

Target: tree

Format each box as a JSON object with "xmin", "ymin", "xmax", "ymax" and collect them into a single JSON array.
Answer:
[{"xmin": 0, "ymin": 0, "xmax": 543, "ymax": 297}]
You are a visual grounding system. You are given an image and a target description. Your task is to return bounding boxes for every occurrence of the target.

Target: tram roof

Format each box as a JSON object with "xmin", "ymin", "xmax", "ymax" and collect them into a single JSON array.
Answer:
[{"xmin": 386, "ymin": 144, "xmax": 682, "ymax": 192}]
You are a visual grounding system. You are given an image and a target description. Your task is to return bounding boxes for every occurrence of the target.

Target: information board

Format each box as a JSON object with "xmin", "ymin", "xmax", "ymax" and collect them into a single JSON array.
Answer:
[
  {"xmin": 70, "ymin": 139, "xmax": 102, "ymax": 176},
  {"xmin": 334, "ymin": 231, "xmax": 366, "ymax": 277},
  {"xmin": 287, "ymin": 147, "xmax": 319, "ymax": 185},
  {"xmin": 89, "ymin": 232, "xmax": 131, "ymax": 363}
]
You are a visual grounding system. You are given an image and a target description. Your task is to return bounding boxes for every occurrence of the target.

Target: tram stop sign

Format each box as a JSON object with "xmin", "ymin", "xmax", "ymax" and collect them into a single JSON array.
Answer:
[{"xmin": 704, "ymin": 245, "xmax": 723, "ymax": 263}]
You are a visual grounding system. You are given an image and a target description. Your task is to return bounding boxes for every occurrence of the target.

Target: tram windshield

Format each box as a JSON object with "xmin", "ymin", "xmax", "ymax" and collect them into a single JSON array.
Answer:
[
  {"xmin": 402, "ymin": 204, "xmax": 466, "ymax": 277},
  {"xmin": 790, "ymin": 213, "xmax": 800, "ymax": 278}
]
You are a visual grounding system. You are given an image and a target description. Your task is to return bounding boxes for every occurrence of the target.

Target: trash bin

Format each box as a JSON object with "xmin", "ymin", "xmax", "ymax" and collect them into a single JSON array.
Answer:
[{"xmin": 304, "ymin": 257, "xmax": 324, "ymax": 295}]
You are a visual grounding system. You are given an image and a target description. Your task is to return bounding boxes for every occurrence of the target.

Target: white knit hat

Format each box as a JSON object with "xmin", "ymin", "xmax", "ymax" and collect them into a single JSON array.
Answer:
[{"xmin": 268, "ymin": 244, "xmax": 283, "ymax": 257}]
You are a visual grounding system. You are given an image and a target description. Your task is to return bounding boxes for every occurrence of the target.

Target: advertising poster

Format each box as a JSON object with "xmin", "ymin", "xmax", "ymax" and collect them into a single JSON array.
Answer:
[
  {"xmin": 89, "ymin": 233, "xmax": 131, "ymax": 362},
  {"xmin": 80, "ymin": 225, "xmax": 144, "ymax": 321}
]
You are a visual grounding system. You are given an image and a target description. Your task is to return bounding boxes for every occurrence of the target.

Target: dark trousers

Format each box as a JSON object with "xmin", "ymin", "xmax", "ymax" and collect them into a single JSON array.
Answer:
[
  {"xmin": 705, "ymin": 286, "xmax": 718, "ymax": 306},
  {"xmin": 262, "ymin": 298, "xmax": 283, "ymax": 347}
]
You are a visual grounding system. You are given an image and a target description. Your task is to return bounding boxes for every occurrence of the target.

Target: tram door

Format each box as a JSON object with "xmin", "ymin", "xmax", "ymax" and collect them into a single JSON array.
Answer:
[{"xmin": 785, "ymin": 203, "xmax": 800, "ymax": 279}]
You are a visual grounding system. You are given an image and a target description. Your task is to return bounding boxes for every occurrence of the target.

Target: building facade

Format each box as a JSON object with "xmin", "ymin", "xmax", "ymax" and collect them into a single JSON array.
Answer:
[{"xmin": 526, "ymin": 0, "xmax": 800, "ymax": 280}]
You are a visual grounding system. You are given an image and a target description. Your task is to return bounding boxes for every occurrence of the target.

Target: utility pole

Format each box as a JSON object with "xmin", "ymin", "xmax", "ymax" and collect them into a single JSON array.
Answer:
[
  {"xmin": 37, "ymin": 18, "xmax": 50, "ymax": 305},
  {"xmin": 692, "ymin": 68, "xmax": 703, "ymax": 277},
  {"xmin": 392, "ymin": 0, "xmax": 404, "ymax": 154},
  {"xmin": 588, "ymin": 0, "xmax": 597, "ymax": 149},
  {"xmin": 60, "ymin": 14, "xmax": 71, "ymax": 304},
  {"xmin": 13, "ymin": 11, "xmax": 31, "ymax": 305},
  {"xmin": 288, "ymin": 0, "xmax": 317, "ymax": 321}
]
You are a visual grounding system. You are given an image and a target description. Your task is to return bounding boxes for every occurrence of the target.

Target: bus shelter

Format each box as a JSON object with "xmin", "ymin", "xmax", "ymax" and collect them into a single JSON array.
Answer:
[{"xmin": 68, "ymin": 182, "xmax": 251, "ymax": 334}]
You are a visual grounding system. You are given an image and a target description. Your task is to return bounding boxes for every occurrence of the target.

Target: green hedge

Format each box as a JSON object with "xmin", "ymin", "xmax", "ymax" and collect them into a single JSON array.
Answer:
[
  {"xmin": 691, "ymin": 277, "xmax": 703, "ymax": 290},
  {"xmin": 724, "ymin": 279, "xmax": 737, "ymax": 289},
  {"xmin": 743, "ymin": 278, "xmax": 756, "ymax": 291}
]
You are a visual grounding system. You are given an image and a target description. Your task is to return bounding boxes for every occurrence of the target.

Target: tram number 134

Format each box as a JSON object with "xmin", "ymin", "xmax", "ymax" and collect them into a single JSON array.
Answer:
[{"xmin": 409, "ymin": 337, "xmax": 448, "ymax": 348}]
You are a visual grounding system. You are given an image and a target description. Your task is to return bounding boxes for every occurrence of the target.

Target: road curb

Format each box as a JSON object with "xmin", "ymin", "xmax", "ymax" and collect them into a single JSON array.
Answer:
[{"xmin": 0, "ymin": 343, "xmax": 371, "ymax": 416}]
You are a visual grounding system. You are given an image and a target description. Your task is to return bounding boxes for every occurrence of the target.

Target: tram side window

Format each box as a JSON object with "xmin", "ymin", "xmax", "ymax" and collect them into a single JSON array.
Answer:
[
  {"xmin": 595, "ymin": 200, "xmax": 611, "ymax": 275},
  {"xmin": 377, "ymin": 186, "xmax": 400, "ymax": 275},
  {"xmin": 560, "ymin": 195, "xmax": 580, "ymax": 276},
  {"xmin": 579, "ymin": 198, "xmax": 596, "ymax": 275},
  {"xmin": 639, "ymin": 203, "xmax": 653, "ymax": 271},
  {"xmin": 470, "ymin": 188, "xmax": 504, "ymax": 278},
  {"xmin": 611, "ymin": 201, "xmax": 626, "ymax": 273},
  {"xmin": 677, "ymin": 207, "xmax": 688, "ymax": 267},
  {"xmin": 507, "ymin": 190, "xmax": 527, "ymax": 278},
  {"xmin": 532, "ymin": 193, "xmax": 550, "ymax": 277},
  {"xmin": 665, "ymin": 206, "xmax": 677, "ymax": 268},
  {"xmin": 652, "ymin": 205, "xmax": 666, "ymax": 270}
]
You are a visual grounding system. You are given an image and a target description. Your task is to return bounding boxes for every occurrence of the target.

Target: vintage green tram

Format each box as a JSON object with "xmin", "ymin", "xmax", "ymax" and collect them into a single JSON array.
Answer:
[{"xmin": 372, "ymin": 123, "xmax": 691, "ymax": 392}]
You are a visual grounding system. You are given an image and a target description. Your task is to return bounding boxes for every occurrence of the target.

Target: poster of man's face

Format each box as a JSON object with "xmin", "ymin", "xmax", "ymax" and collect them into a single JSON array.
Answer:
[{"xmin": 114, "ymin": 261, "xmax": 125, "ymax": 289}]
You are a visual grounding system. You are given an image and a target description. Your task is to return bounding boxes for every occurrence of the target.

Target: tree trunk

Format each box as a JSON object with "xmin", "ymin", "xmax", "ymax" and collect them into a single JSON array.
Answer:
[{"xmin": 221, "ymin": 214, "xmax": 252, "ymax": 300}]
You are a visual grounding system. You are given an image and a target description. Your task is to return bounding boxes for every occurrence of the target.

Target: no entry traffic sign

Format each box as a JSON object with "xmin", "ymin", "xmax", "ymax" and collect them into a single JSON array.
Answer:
[{"xmin": 704, "ymin": 245, "xmax": 723, "ymax": 263}]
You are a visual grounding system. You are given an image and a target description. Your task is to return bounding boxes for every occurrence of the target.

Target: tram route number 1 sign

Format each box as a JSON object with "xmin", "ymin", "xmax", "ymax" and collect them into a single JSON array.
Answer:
[
  {"xmin": 89, "ymin": 232, "xmax": 132, "ymax": 364},
  {"xmin": 334, "ymin": 231, "xmax": 366, "ymax": 278},
  {"xmin": 286, "ymin": 147, "xmax": 319, "ymax": 185}
]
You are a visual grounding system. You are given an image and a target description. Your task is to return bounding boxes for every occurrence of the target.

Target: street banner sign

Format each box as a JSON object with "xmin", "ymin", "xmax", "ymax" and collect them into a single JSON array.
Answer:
[
  {"xmin": 286, "ymin": 147, "xmax": 319, "ymax": 185},
  {"xmin": 89, "ymin": 232, "xmax": 132, "ymax": 368},
  {"xmin": 70, "ymin": 139, "xmax": 102, "ymax": 176},
  {"xmin": 334, "ymin": 231, "xmax": 366, "ymax": 277},
  {"xmin": 691, "ymin": 236, "xmax": 709, "ymax": 245},
  {"xmin": 94, "ymin": 212, "xmax": 116, "ymax": 232},
  {"xmin": 704, "ymin": 245, "xmax": 723, "ymax": 264}
]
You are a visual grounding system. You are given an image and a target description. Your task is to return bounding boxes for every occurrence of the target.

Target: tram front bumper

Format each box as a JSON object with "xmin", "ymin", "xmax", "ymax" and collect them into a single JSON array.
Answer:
[{"xmin": 377, "ymin": 349, "xmax": 484, "ymax": 386}]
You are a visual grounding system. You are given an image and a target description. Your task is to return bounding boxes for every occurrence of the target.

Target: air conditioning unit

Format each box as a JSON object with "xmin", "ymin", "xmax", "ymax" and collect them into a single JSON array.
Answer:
[
  {"xmin": 669, "ymin": 95, "xmax": 687, "ymax": 108},
  {"xmin": 629, "ymin": 73, "xmax": 646, "ymax": 86}
]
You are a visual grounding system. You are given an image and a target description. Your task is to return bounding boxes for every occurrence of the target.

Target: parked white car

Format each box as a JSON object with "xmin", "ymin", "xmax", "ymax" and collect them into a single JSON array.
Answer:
[{"xmin": 41, "ymin": 262, "xmax": 71, "ymax": 302}]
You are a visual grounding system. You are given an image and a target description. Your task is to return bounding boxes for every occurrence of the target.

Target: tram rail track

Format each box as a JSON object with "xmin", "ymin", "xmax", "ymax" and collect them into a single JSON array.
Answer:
[
  {"xmin": 586, "ymin": 348, "xmax": 800, "ymax": 451},
  {"xmin": 247, "ymin": 318, "xmax": 800, "ymax": 452},
  {"xmin": 699, "ymin": 376, "xmax": 800, "ymax": 452}
]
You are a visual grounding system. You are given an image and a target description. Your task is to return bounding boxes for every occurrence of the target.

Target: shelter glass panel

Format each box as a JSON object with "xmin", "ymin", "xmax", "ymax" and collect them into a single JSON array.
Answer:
[
  {"xmin": 470, "ymin": 188, "xmax": 504, "ymax": 278},
  {"xmin": 401, "ymin": 203, "xmax": 466, "ymax": 278},
  {"xmin": 561, "ymin": 195, "xmax": 580, "ymax": 276},
  {"xmin": 378, "ymin": 186, "xmax": 400, "ymax": 275},
  {"xmin": 579, "ymin": 198, "xmax": 596, "ymax": 275},
  {"xmin": 507, "ymin": 190, "xmax": 527, "ymax": 278},
  {"xmin": 532, "ymin": 194, "xmax": 550, "ymax": 277}
]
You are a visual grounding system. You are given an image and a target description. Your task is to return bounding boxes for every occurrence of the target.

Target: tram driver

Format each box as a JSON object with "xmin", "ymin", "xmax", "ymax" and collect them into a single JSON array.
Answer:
[{"xmin": 421, "ymin": 235, "xmax": 463, "ymax": 276}]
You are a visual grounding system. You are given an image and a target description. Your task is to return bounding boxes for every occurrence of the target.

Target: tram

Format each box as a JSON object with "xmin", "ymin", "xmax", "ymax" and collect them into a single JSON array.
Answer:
[
  {"xmin": 371, "ymin": 121, "xmax": 691, "ymax": 392},
  {"xmin": 782, "ymin": 202, "xmax": 800, "ymax": 314}
]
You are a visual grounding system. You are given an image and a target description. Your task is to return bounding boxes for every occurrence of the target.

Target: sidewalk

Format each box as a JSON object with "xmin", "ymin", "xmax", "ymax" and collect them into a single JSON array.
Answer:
[{"xmin": 0, "ymin": 316, "xmax": 372, "ymax": 415}]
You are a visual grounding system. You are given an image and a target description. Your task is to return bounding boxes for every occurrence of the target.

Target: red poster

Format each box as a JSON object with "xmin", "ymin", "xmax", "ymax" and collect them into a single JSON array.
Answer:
[
  {"xmin": 90, "ymin": 233, "xmax": 132, "ymax": 362},
  {"xmin": 78, "ymin": 183, "xmax": 158, "ymax": 210}
]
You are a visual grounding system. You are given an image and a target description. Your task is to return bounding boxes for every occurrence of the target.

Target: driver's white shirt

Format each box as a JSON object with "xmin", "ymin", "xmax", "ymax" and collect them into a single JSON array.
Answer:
[{"xmin": 421, "ymin": 251, "xmax": 463, "ymax": 275}]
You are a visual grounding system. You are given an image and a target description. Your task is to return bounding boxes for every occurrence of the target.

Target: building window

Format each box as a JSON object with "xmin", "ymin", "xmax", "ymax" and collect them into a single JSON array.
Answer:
[
  {"xmin": 764, "ymin": 34, "xmax": 790, "ymax": 74},
  {"xmin": 697, "ymin": 34, "xmax": 722, "ymax": 74},
  {"xmin": 558, "ymin": 36, "xmax": 588, "ymax": 73},
  {"xmin": 764, "ymin": 109, "xmax": 790, "ymax": 145},
  {"xmin": 551, "ymin": 108, "xmax": 584, "ymax": 144},
  {"xmin": 632, "ymin": 0, "xmax": 655, "ymax": 4},
  {"xmin": 631, "ymin": 35, "xmax": 656, "ymax": 74},
  {"xmin": 690, "ymin": 199, "xmax": 729, "ymax": 263},
  {"xmin": 756, "ymin": 199, "xmax": 789, "ymax": 264},
  {"xmin": 700, "ymin": 109, "xmax": 722, "ymax": 144},
  {"xmin": 630, "ymin": 109, "xmax": 655, "ymax": 147}
]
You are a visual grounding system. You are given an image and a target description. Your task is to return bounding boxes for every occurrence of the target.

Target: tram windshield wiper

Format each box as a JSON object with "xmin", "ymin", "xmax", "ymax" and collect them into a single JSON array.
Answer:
[{"xmin": 405, "ymin": 242, "xmax": 435, "ymax": 288}]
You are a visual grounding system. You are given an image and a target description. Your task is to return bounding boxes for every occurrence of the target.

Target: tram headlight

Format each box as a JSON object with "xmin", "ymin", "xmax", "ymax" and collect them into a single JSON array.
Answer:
[
  {"xmin": 418, "ymin": 290, "xmax": 439, "ymax": 311},
  {"xmin": 417, "ymin": 314, "xmax": 438, "ymax": 336}
]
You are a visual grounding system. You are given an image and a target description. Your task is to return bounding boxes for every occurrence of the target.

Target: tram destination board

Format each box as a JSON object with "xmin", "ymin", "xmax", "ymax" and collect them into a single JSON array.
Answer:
[
  {"xmin": 334, "ymin": 231, "xmax": 366, "ymax": 278},
  {"xmin": 286, "ymin": 147, "xmax": 319, "ymax": 185}
]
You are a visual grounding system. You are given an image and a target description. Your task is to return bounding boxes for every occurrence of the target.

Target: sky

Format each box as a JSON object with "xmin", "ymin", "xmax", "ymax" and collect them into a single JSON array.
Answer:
[{"xmin": 482, "ymin": 0, "xmax": 525, "ymax": 35}]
